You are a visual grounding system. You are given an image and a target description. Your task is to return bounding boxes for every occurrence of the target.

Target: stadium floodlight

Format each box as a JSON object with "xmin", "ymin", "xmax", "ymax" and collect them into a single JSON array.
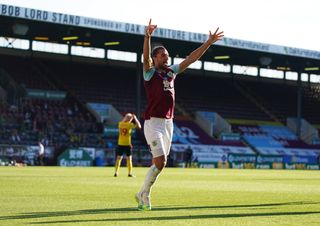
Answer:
[
  {"xmin": 12, "ymin": 23, "xmax": 29, "ymax": 36},
  {"xmin": 214, "ymin": 55, "xmax": 230, "ymax": 60},
  {"xmin": 304, "ymin": 67, "xmax": 319, "ymax": 71},
  {"xmin": 34, "ymin": 37, "xmax": 49, "ymax": 41},
  {"xmin": 276, "ymin": 66, "xmax": 291, "ymax": 71},
  {"xmin": 104, "ymin": 41, "xmax": 120, "ymax": 46},
  {"xmin": 76, "ymin": 42, "xmax": 91, "ymax": 46},
  {"xmin": 62, "ymin": 36, "xmax": 79, "ymax": 41}
]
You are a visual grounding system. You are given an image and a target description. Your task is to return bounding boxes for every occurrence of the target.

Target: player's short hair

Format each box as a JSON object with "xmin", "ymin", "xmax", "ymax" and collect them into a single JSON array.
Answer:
[
  {"xmin": 151, "ymin": 46, "xmax": 166, "ymax": 58},
  {"xmin": 123, "ymin": 113, "xmax": 133, "ymax": 122}
]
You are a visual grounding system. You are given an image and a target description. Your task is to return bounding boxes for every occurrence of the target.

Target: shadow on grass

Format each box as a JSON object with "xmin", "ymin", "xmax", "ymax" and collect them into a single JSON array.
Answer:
[
  {"xmin": 0, "ymin": 201, "xmax": 318, "ymax": 222},
  {"xmin": 32, "ymin": 211, "xmax": 320, "ymax": 224}
]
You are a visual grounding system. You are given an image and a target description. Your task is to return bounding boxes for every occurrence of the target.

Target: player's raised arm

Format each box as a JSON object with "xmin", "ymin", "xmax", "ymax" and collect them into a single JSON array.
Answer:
[
  {"xmin": 132, "ymin": 114, "xmax": 142, "ymax": 129},
  {"xmin": 143, "ymin": 19, "xmax": 157, "ymax": 72},
  {"xmin": 179, "ymin": 27, "xmax": 224, "ymax": 73}
]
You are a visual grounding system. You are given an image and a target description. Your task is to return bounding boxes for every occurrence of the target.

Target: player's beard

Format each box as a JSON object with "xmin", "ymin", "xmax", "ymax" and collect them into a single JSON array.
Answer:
[{"xmin": 159, "ymin": 62, "xmax": 168, "ymax": 70}]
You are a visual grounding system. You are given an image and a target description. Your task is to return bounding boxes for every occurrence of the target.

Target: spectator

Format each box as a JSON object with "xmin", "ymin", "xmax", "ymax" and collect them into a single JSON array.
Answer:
[
  {"xmin": 38, "ymin": 141, "xmax": 45, "ymax": 166},
  {"xmin": 184, "ymin": 146, "xmax": 193, "ymax": 168}
]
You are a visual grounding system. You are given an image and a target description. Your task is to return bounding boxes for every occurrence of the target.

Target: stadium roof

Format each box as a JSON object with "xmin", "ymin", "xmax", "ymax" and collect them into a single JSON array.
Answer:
[{"xmin": 0, "ymin": 4, "xmax": 319, "ymax": 73}]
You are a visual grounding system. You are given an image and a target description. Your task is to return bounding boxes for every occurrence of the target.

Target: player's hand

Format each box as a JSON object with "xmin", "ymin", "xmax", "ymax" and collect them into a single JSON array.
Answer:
[
  {"xmin": 209, "ymin": 27, "xmax": 224, "ymax": 43},
  {"xmin": 145, "ymin": 19, "xmax": 157, "ymax": 37}
]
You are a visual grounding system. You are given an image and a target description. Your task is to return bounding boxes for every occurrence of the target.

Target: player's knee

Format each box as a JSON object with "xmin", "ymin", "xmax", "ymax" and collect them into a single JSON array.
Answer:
[
  {"xmin": 155, "ymin": 162, "xmax": 165, "ymax": 170},
  {"xmin": 153, "ymin": 155, "xmax": 167, "ymax": 170}
]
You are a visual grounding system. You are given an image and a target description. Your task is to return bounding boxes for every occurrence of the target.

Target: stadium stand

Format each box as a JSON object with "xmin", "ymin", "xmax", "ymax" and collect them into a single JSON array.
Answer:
[
  {"xmin": 236, "ymin": 79, "xmax": 320, "ymax": 124},
  {"xmin": 2, "ymin": 53, "xmax": 320, "ymax": 167},
  {"xmin": 175, "ymin": 74, "xmax": 274, "ymax": 121},
  {"xmin": 38, "ymin": 59, "xmax": 141, "ymax": 115},
  {"xmin": 0, "ymin": 55, "xmax": 57, "ymax": 91}
]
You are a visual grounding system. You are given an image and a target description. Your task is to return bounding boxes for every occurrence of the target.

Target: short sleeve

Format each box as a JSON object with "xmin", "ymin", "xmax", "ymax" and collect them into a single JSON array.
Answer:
[
  {"xmin": 143, "ymin": 67, "xmax": 155, "ymax": 81},
  {"xmin": 170, "ymin": 64, "xmax": 180, "ymax": 74}
]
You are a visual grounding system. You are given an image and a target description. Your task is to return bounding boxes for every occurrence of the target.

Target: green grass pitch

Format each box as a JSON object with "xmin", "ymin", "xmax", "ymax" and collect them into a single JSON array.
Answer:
[{"xmin": 0, "ymin": 166, "xmax": 320, "ymax": 225}]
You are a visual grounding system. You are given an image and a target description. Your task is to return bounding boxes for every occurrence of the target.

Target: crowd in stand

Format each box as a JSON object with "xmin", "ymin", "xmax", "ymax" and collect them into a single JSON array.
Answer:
[{"xmin": 0, "ymin": 98, "xmax": 104, "ymax": 148}]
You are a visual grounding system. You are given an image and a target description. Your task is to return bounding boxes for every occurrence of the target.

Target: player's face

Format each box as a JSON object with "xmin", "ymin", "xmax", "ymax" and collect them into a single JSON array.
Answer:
[{"xmin": 154, "ymin": 49, "xmax": 169, "ymax": 69}]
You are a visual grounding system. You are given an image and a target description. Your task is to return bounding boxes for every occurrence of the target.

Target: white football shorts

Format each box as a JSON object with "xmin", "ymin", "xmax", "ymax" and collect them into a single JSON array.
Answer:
[{"xmin": 144, "ymin": 117, "xmax": 173, "ymax": 158}]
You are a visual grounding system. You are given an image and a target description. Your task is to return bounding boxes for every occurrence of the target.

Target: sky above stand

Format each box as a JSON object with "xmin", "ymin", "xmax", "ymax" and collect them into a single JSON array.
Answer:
[{"xmin": 1, "ymin": 0, "xmax": 319, "ymax": 51}]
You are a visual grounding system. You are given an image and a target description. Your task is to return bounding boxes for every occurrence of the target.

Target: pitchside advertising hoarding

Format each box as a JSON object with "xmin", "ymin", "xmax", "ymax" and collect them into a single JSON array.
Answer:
[
  {"xmin": 0, "ymin": 145, "xmax": 54, "ymax": 166},
  {"xmin": 171, "ymin": 144, "xmax": 255, "ymax": 164},
  {"xmin": 57, "ymin": 147, "xmax": 113, "ymax": 167},
  {"xmin": 1, "ymin": 4, "xmax": 320, "ymax": 60},
  {"xmin": 58, "ymin": 148, "xmax": 93, "ymax": 166}
]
